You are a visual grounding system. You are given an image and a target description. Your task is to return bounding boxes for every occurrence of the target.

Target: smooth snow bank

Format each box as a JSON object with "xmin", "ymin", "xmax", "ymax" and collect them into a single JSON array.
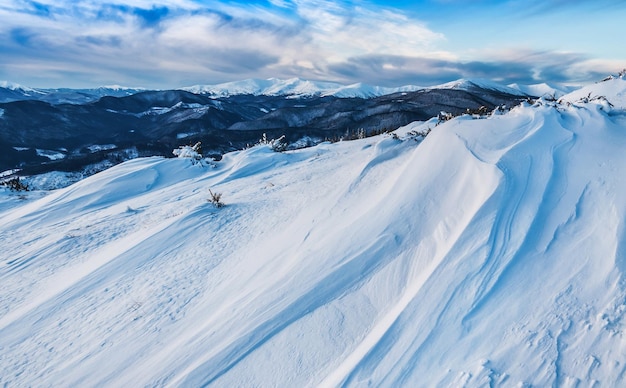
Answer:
[{"xmin": 2, "ymin": 80, "xmax": 626, "ymax": 386}]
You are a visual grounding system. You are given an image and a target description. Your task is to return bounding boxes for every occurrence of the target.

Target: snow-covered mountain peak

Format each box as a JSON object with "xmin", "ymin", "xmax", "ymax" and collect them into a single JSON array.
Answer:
[
  {"xmin": 181, "ymin": 77, "xmax": 424, "ymax": 98},
  {"xmin": 98, "ymin": 85, "xmax": 147, "ymax": 92},
  {"xmin": 183, "ymin": 78, "xmax": 274, "ymax": 96},
  {"xmin": 507, "ymin": 82, "xmax": 576, "ymax": 98},
  {"xmin": 0, "ymin": 80, "xmax": 45, "ymax": 94},
  {"xmin": 1, "ymin": 80, "xmax": 30, "ymax": 91},
  {"xmin": 182, "ymin": 77, "xmax": 344, "ymax": 97},
  {"xmin": 0, "ymin": 82, "xmax": 150, "ymax": 104},
  {"xmin": 262, "ymin": 77, "xmax": 343, "ymax": 96},
  {"xmin": 433, "ymin": 78, "xmax": 528, "ymax": 96}
]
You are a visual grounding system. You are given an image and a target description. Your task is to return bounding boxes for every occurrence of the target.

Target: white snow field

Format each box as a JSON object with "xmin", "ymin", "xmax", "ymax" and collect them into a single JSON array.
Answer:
[{"xmin": 2, "ymin": 78, "xmax": 626, "ymax": 387}]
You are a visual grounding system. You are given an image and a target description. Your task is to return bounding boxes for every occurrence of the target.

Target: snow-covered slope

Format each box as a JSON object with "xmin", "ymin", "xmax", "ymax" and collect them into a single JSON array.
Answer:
[
  {"xmin": 0, "ymin": 81, "xmax": 47, "ymax": 102},
  {"xmin": 0, "ymin": 80, "xmax": 44, "ymax": 94},
  {"xmin": 561, "ymin": 77, "xmax": 626, "ymax": 108},
  {"xmin": 2, "ymin": 80, "xmax": 626, "ymax": 386},
  {"xmin": 182, "ymin": 77, "xmax": 423, "ymax": 98}
]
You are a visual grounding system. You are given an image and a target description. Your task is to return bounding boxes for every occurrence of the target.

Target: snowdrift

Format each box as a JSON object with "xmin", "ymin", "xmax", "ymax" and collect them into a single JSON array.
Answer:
[{"xmin": 1, "ymin": 79, "xmax": 626, "ymax": 386}]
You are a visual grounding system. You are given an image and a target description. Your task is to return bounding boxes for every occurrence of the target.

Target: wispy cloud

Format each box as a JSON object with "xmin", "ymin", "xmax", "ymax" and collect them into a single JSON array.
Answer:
[
  {"xmin": 323, "ymin": 50, "xmax": 607, "ymax": 87},
  {"xmin": 2, "ymin": 0, "xmax": 444, "ymax": 86},
  {"xmin": 514, "ymin": 0, "xmax": 626, "ymax": 16},
  {"xmin": 19, "ymin": 0, "xmax": 52, "ymax": 17},
  {"xmin": 0, "ymin": 0, "xmax": 621, "ymax": 87}
]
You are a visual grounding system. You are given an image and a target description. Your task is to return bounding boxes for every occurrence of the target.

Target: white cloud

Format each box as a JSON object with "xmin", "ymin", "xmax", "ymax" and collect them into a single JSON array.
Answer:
[
  {"xmin": 0, "ymin": 0, "xmax": 451, "ymax": 87},
  {"xmin": 268, "ymin": 0, "xmax": 293, "ymax": 7},
  {"xmin": 293, "ymin": 0, "xmax": 445, "ymax": 60},
  {"xmin": 0, "ymin": 0, "xmax": 617, "ymax": 88}
]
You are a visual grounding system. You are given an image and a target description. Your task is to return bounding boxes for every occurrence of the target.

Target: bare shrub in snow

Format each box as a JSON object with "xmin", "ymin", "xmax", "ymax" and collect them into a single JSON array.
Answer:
[
  {"xmin": 288, "ymin": 136, "xmax": 322, "ymax": 150},
  {"xmin": 565, "ymin": 93, "xmax": 614, "ymax": 110},
  {"xmin": 465, "ymin": 105, "xmax": 489, "ymax": 118},
  {"xmin": 544, "ymin": 93, "xmax": 558, "ymax": 102},
  {"xmin": 369, "ymin": 127, "xmax": 391, "ymax": 137},
  {"xmin": 348, "ymin": 128, "xmax": 366, "ymax": 140},
  {"xmin": 437, "ymin": 111, "xmax": 454, "ymax": 125},
  {"xmin": 406, "ymin": 128, "xmax": 431, "ymax": 141},
  {"xmin": 490, "ymin": 105, "xmax": 509, "ymax": 116},
  {"xmin": 601, "ymin": 69, "xmax": 626, "ymax": 82},
  {"xmin": 324, "ymin": 127, "xmax": 391, "ymax": 143},
  {"xmin": 173, "ymin": 142, "xmax": 203, "ymax": 159},
  {"xmin": 208, "ymin": 189, "xmax": 225, "ymax": 208},
  {"xmin": 0, "ymin": 177, "xmax": 29, "ymax": 192},
  {"xmin": 173, "ymin": 142, "xmax": 215, "ymax": 166},
  {"xmin": 257, "ymin": 133, "xmax": 288, "ymax": 152}
]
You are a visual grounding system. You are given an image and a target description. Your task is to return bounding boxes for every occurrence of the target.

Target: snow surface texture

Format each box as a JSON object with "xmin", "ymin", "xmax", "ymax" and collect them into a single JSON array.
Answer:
[{"xmin": 2, "ymin": 80, "xmax": 626, "ymax": 386}]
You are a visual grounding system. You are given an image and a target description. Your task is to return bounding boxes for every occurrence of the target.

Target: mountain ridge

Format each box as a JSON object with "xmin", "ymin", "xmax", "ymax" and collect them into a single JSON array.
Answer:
[
  {"xmin": 1, "ymin": 77, "xmax": 570, "ymax": 104},
  {"xmin": 181, "ymin": 77, "xmax": 426, "ymax": 98},
  {"xmin": 1, "ymin": 84, "xmax": 527, "ymax": 188}
]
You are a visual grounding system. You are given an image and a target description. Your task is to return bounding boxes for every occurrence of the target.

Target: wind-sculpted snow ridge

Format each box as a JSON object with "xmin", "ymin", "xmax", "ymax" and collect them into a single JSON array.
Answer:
[{"xmin": 1, "ymin": 79, "xmax": 626, "ymax": 386}]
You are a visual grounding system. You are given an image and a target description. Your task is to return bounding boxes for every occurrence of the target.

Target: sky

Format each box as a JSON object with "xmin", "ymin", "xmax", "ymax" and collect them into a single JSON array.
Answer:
[{"xmin": 0, "ymin": 0, "xmax": 624, "ymax": 89}]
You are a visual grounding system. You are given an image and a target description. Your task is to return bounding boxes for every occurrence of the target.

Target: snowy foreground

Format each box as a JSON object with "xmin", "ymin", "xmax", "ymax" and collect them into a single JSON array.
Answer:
[{"xmin": 2, "ymin": 79, "xmax": 626, "ymax": 386}]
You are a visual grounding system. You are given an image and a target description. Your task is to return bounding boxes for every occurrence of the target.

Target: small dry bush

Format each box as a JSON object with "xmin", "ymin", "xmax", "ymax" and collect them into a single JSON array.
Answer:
[{"xmin": 208, "ymin": 189, "xmax": 225, "ymax": 208}]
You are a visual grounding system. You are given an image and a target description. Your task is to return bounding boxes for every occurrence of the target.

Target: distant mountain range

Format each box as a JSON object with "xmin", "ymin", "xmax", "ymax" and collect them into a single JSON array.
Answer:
[
  {"xmin": 0, "ymin": 81, "xmax": 146, "ymax": 105},
  {"xmin": 181, "ymin": 78, "xmax": 425, "ymax": 99},
  {"xmin": 0, "ymin": 78, "xmax": 568, "ymax": 188},
  {"xmin": 0, "ymin": 77, "xmax": 574, "ymax": 104}
]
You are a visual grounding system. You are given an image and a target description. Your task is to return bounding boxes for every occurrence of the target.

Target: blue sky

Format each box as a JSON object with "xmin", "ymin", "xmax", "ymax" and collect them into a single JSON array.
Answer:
[{"xmin": 0, "ymin": 0, "xmax": 624, "ymax": 88}]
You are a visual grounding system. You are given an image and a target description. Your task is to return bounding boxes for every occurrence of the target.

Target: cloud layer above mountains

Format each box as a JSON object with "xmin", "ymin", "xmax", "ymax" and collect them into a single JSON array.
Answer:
[{"xmin": 1, "ymin": 0, "xmax": 624, "ymax": 88}]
